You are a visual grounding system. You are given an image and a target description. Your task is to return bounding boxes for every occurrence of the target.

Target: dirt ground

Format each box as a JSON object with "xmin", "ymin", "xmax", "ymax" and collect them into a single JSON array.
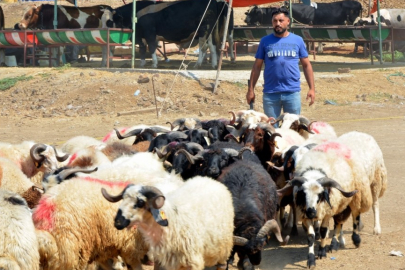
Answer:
[
  {"xmin": 1, "ymin": 1, "xmax": 405, "ymax": 270},
  {"xmin": 1, "ymin": 58, "xmax": 405, "ymax": 270}
]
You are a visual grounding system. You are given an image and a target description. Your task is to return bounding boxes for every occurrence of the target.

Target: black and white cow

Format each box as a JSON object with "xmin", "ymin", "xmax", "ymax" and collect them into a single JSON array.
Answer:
[
  {"xmin": 103, "ymin": 0, "xmax": 233, "ymax": 68},
  {"xmin": 354, "ymin": 9, "xmax": 405, "ymax": 53},
  {"xmin": 287, "ymin": 1, "xmax": 362, "ymax": 26},
  {"xmin": 246, "ymin": 1, "xmax": 363, "ymax": 53},
  {"xmin": 244, "ymin": 6, "xmax": 278, "ymax": 26},
  {"xmin": 18, "ymin": 4, "xmax": 111, "ymax": 66},
  {"xmin": 354, "ymin": 9, "xmax": 405, "ymax": 27}
]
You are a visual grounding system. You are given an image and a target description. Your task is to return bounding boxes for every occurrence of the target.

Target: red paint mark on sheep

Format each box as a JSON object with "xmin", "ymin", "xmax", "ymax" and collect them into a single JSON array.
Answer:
[
  {"xmin": 311, "ymin": 122, "xmax": 328, "ymax": 134},
  {"xmin": 81, "ymin": 176, "xmax": 131, "ymax": 188},
  {"xmin": 313, "ymin": 142, "xmax": 351, "ymax": 159},
  {"xmin": 67, "ymin": 152, "xmax": 78, "ymax": 165},
  {"xmin": 102, "ymin": 127, "xmax": 129, "ymax": 142},
  {"xmin": 33, "ymin": 197, "xmax": 56, "ymax": 231}
]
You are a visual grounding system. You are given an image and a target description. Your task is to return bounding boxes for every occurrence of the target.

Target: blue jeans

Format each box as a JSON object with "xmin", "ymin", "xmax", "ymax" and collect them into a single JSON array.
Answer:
[{"xmin": 263, "ymin": 91, "xmax": 301, "ymax": 120}]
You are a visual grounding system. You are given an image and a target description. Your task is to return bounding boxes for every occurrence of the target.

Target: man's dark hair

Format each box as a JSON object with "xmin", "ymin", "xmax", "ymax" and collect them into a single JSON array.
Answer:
[{"xmin": 271, "ymin": 7, "xmax": 290, "ymax": 18}]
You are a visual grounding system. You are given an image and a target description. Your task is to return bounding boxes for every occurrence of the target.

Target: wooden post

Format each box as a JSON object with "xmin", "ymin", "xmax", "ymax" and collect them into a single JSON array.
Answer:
[
  {"xmin": 377, "ymin": 0, "xmax": 383, "ymax": 64},
  {"xmin": 213, "ymin": 0, "xmax": 233, "ymax": 94},
  {"xmin": 131, "ymin": 0, "xmax": 137, "ymax": 69}
]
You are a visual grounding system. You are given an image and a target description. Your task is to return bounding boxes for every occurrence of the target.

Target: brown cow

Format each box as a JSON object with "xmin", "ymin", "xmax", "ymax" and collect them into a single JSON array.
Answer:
[{"xmin": 18, "ymin": 4, "xmax": 111, "ymax": 30}]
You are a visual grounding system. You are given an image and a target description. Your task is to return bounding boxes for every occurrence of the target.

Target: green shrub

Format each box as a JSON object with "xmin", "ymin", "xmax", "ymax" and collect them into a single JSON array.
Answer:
[{"xmin": 0, "ymin": 75, "xmax": 34, "ymax": 91}]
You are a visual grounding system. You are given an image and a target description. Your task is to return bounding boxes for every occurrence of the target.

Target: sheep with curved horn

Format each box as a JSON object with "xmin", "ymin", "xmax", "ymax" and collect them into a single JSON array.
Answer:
[
  {"xmin": 102, "ymin": 175, "xmax": 234, "ymax": 270},
  {"xmin": 277, "ymin": 131, "xmax": 386, "ymax": 268},
  {"xmin": 0, "ymin": 141, "xmax": 69, "ymax": 183}
]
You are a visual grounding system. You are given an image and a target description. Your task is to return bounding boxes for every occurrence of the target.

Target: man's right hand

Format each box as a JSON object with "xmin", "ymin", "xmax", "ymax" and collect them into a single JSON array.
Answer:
[{"xmin": 246, "ymin": 89, "xmax": 255, "ymax": 105}]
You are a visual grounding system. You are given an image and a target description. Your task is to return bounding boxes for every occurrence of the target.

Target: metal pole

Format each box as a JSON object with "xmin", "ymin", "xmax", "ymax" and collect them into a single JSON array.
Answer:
[
  {"xmin": 368, "ymin": 0, "xmax": 372, "ymax": 16},
  {"xmin": 289, "ymin": 0, "xmax": 293, "ymax": 25},
  {"xmin": 377, "ymin": 0, "xmax": 383, "ymax": 64},
  {"xmin": 53, "ymin": 0, "xmax": 58, "ymax": 29},
  {"xmin": 213, "ymin": 0, "xmax": 233, "ymax": 94},
  {"xmin": 131, "ymin": 0, "xmax": 137, "ymax": 69}
]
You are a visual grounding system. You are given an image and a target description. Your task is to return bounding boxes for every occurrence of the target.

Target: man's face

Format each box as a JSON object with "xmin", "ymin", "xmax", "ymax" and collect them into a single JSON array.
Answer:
[{"xmin": 272, "ymin": 13, "xmax": 290, "ymax": 35}]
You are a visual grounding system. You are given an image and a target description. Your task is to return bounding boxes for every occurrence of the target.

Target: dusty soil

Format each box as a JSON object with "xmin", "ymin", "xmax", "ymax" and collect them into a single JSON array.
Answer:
[{"xmin": 1, "ymin": 1, "xmax": 405, "ymax": 270}]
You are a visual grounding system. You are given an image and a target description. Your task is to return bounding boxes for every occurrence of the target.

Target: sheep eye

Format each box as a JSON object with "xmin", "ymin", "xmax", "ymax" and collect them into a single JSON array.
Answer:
[{"xmin": 135, "ymin": 200, "xmax": 145, "ymax": 208}]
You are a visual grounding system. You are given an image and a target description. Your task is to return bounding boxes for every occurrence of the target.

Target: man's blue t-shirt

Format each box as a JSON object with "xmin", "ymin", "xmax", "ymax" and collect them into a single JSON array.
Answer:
[{"xmin": 255, "ymin": 33, "xmax": 308, "ymax": 93}]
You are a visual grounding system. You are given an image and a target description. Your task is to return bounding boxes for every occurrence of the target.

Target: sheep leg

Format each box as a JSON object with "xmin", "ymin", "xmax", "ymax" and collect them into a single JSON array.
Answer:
[
  {"xmin": 329, "ymin": 222, "xmax": 344, "ymax": 252},
  {"xmin": 351, "ymin": 212, "xmax": 362, "ymax": 248},
  {"xmin": 314, "ymin": 220, "xmax": 321, "ymax": 240},
  {"xmin": 372, "ymin": 196, "xmax": 381, "ymax": 235},
  {"xmin": 290, "ymin": 203, "xmax": 298, "ymax": 236},
  {"xmin": 317, "ymin": 217, "xmax": 330, "ymax": 259},
  {"xmin": 279, "ymin": 206, "xmax": 286, "ymax": 227},
  {"xmin": 304, "ymin": 219, "xmax": 316, "ymax": 269}
]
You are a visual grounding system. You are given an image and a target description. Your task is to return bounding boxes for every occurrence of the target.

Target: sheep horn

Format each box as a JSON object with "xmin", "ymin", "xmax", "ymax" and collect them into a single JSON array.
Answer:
[
  {"xmin": 238, "ymin": 146, "xmax": 253, "ymax": 159},
  {"xmin": 224, "ymin": 133, "xmax": 239, "ymax": 143},
  {"xmin": 175, "ymin": 149, "xmax": 199, "ymax": 165},
  {"xmin": 299, "ymin": 116, "xmax": 311, "ymax": 126},
  {"xmin": 149, "ymin": 126, "xmax": 170, "ymax": 134},
  {"xmin": 30, "ymin": 143, "xmax": 47, "ymax": 164},
  {"xmin": 208, "ymin": 128, "xmax": 215, "ymax": 139},
  {"xmin": 229, "ymin": 111, "xmax": 236, "ymax": 125},
  {"xmin": 233, "ymin": 236, "xmax": 249, "ymax": 246},
  {"xmin": 298, "ymin": 124, "xmax": 315, "ymax": 134},
  {"xmin": 256, "ymin": 219, "xmax": 289, "ymax": 245},
  {"xmin": 114, "ymin": 128, "xmax": 143, "ymax": 139},
  {"xmin": 267, "ymin": 117, "xmax": 276, "ymax": 125},
  {"xmin": 273, "ymin": 113, "xmax": 286, "ymax": 124},
  {"xmin": 166, "ymin": 121, "xmax": 175, "ymax": 131},
  {"xmin": 317, "ymin": 177, "xmax": 359, "ymax": 198},
  {"xmin": 290, "ymin": 176, "xmax": 307, "ymax": 187},
  {"xmin": 170, "ymin": 118, "xmax": 186, "ymax": 131},
  {"xmin": 167, "ymin": 131, "xmax": 188, "ymax": 140},
  {"xmin": 308, "ymin": 121, "xmax": 318, "ymax": 132},
  {"xmin": 52, "ymin": 146, "xmax": 70, "ymax": 162},
  {"xmin": 141, "ymin": 186, "xmax": 165, "ymax": 209},
  {"xmin": 277, "ymin": 182, "xmax": 293, "ymax": 197},
  {"xmin": 57, "ymin": 167, "xmax": 98, "ymax": 181},
  {"xmin": 185, "ymin": 142, "xmax": 204, "ymax": 153},
  {"xmin": 101, "ymin": 187, "xmax": 126, "ymax": 203},
  {"xmin": 223, "ymin": 148, "xmax": 239, "ymax": 158},
  {"xmin": 154, "ymin": 147, "xmax": 169, "ymax": 159},
  {"xmin": 140, "ymin": 128, "xmax": 157, "ymax": 138}
]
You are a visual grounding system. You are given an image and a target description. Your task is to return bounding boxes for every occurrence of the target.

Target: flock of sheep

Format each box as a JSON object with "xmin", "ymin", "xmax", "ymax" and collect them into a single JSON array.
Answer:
[{"xmin": 0, "ymin": 109, "xmax": 387, "ymax": 270}]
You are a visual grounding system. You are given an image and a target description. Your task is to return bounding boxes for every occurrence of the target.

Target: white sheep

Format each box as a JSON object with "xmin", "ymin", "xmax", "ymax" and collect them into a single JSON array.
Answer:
[
  {"xmin": 0, "ymin": 188, "xmax": 40, "ymax": 270},
  {"xmin": 34, "ymin": 174, "xmax": 181, "ymax": 270},
  {"xmin": 0, "ymin": 157, "xmax": 43, "ymax": 208},
  {"xmin": 0, "ymin": 141, "xmax": 69, "ymax": 181},
  {"xmin": 66, "ymin": 141, "xmax": 139, "ymax": 170},
  {"xmin": 277, "ymin": 134, "xmax": 378, "ymax": 268},
  {"xmin": 102, "ymin": 176, "xmax": 235, "ymax": 270},
  {"xmin": 59, "ymin": 135, "xmax": 106, "ymax": 154},
  {"xmin": 336, "ymin": 131, "xmax": 387, "ymax": 235}
]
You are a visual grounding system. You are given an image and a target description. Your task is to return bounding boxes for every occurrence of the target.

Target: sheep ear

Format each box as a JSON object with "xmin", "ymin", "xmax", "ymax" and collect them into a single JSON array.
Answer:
[
  {"xmin": 323, "ymin": 190, "xmax": 332, "ymax": 209},
  {"xmin": 151, "ymin": 208, "xmax": 168, "ymax": 227}
]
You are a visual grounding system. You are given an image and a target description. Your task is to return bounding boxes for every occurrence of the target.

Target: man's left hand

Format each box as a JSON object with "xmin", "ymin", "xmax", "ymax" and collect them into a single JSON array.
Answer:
[{"xmin": 306, "ymin": 89, "xmax": 315, "ymax": 106}]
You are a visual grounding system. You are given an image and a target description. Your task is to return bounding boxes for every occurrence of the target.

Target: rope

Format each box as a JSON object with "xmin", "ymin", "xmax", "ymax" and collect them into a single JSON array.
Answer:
[
  {"xmin": 158, "ymin": 0, "xmax": 228, "ymax": 116},
  {"xmin": 386, "ymin": 72, "xmax": 405, "ymax": 86}
]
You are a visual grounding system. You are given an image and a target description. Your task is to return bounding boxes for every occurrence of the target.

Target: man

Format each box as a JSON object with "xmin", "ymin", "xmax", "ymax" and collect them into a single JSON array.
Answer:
[{"xmin": 246, "ymin": 7, "xmax": 315, "ymax": 121}]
